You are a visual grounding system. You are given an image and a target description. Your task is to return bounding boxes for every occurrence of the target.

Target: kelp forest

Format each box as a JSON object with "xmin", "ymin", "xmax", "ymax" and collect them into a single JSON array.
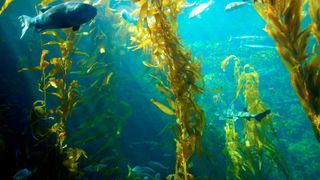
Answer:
[{"xmin": 0, "ymin": 0, "xmax": 319, "ymax": 179}]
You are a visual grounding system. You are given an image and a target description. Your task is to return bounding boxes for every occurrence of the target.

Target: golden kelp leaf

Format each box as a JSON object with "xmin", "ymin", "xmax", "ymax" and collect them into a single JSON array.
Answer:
[
  {"xmin": 75, "ymin": 50, "xmax": 89, "ymax": 57},
  {"xmin": 0, "ymin": 0, "xmax": 13, "ymax": 15},
  {"xmin": 49, "ymin": 77, "xmax": 58, "ymax": 88},
  {"xmin": 88, "ymin": 79, "xmax": 99, "ymax": 89},
  {"xmin": 309, "ymin": 53, "xmax": 320, "ymax": 69},
  {"xmin": 137, "ymin": 2, "xmax": 148, "ymax": 30},
  {"xmin": 67, "ymin": 148, "xmax": 88, "ymax": 160},
  {"xmin": 150, "ymin": 98, "xmax": 175, "ymax": 116},
  {"xmin": 40, "ymin": 49, "xmax": 49, "ymax": 71},
  {"xmin": 18, "ymin": 66, "xmax": 41, "ymax": 72},
  {"xmin": 43, "ymin": 41, "xmax": 60, "ymax": 46},
  {"xmin": 156, "ymin": 84, "xmax": 175, "ymax": 109},
  {"xmin": 86, "ymin": 62, "xmax": 97, "ymax": 74},
  {"xmin": 221, "ymin": 55, "xmax": 237, "ymax": 71},
  {"xmin": 39, "ymin": 0, "xmax": 55, "ymax": 7},
  {"xmin": 32, "ymin": 100, "xmax": 46, "ymax": 118},
  {"xmin": 42, "ymin": 31, "xmax": 64, "ymax": 42},
  {"xmin": 149, "ymin": 74, "xmax": 172, "ymax": 93},
  {"xmin": 49, "ymin": 92, "xmax": 63, "ymax": 99},
  {"xmin": 142, "ymin": 61, "xmax": 159, "ymax": 68},
  {"xmin": 102, "ymin": 72, "xmax": 113, "ymax": 87}
]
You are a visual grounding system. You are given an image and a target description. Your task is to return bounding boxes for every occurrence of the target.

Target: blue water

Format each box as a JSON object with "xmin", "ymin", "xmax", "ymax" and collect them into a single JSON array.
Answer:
[{"xmin": 0, "ymin": 0, "xmax": 319, "ymax": 179}]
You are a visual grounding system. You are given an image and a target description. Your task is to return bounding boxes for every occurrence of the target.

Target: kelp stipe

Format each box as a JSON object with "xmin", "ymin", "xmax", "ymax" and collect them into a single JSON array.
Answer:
[
  {"xmin": 253, "ymin": 0, "xmax": 320, "ymax": 142},
  {"xmin": 130, "ymin": 0, "xmax": 205, "ymax": 179},
  {"xmin": 222, "ymin": 55, "xmax": 290, "ymax": 179}
]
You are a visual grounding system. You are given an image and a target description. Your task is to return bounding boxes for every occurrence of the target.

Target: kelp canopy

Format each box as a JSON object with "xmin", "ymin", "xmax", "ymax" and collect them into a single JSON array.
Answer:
[{"xmin": 253, "ymin": 0, "xmax": 320, "ymax": 142}]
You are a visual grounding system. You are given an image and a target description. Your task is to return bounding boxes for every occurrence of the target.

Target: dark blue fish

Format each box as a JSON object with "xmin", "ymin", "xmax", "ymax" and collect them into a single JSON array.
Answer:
[{"xmin": 19, "ymin": 1, "xmax": 97, "ymax": 39}]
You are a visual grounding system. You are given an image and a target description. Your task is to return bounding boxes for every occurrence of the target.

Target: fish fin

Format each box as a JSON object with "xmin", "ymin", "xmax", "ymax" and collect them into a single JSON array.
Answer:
[
  {"xmin": 72, "ymin": 25, "xmax": 80, "ymax": 31},
  {"xmin": 40, "ymin": 6, "xmax": 52, "ymax": 13},
  {"xmin": 254, "ymin": 109, "xmax": 271, "ymax": 122},
  {"xmin": 19, "ymin": 15, "xmax": 32, "ymax": 39},
  {"xmin": 228, "ymin": 35, "xmax": 232, "ymax": 42}
]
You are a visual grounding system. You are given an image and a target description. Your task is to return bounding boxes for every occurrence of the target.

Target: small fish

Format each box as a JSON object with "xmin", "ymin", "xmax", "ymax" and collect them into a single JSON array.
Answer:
[
  {"xmin": 19, "ymin": 2, "xmax": 97, "ymax": 39},
  {"xmin": 225, "ymin": 1, "xmax": 248, "ymax": 11},
  {"xmin": 13, "ymin": 168, "xmax": 33, "ymax": 180},
  {"xmin": 128, "ymin": 165, "xmax": 155, "ymax": 179},
  {"xmin": 132, "ymin": 166, "xmax": 155, "ymax": 175},
  {"xmin": 235, "ymin": 108, "xmax": 271, "ymax": 122},
  {"xmin": 243, "ymin": 44, "xmax": 276, "ymax": 49},
  {"xmin": 218, "ymin": 107, "xmax": 271, "ymax": 122},
  {"xmin": 189, "ymin": 0, "xmax": 213, "ymax": 19},
  {"xmin": 120, "ymin": 9, "xmax": 138, "ymax": 25},
  {"xmin": 228, "ymin": 35, "xmax": 266, "ymax": 42}
]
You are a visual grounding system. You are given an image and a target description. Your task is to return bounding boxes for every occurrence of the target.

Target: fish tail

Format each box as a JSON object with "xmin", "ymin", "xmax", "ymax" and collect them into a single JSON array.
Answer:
[
  {"xmin": 228, "ymin": 35, "xmax": 232, "ymax": 42},
  {"xmin": 254, "ymin": 109, "xmax": 271, "ymax": 122},
  {"xmin": 18, "ymin": 15, "xmax": 31, "ymax": 39}
]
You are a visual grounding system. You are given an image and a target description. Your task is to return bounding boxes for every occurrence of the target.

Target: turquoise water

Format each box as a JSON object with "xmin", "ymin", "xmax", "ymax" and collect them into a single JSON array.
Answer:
[{"xmin": 0, "ymin": 0, "xmax": 319, "ymax": 179}]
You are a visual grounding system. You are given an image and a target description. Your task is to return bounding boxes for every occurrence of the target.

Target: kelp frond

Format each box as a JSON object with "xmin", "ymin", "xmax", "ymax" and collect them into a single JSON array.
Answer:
[
  {"xmin": 39, "ymin": 0, "xmax": 56, "ymax": 7},
  {"xmin": 224, "ymin": 121, "xmax": 250, "ymax": 180},
  {"xmin": 131, "ymin": 0, "xmax": 205, "ymax": 179},
  {"xmin": 253, "ymin": 0, "xmax": 320, "ymax": 142},
  {"xmin": 309, "ymin": 0, "xmax": 320, "ymax": 44},
  {"xmin": 222, "ymin": 55, "xmax": 290, "ymax": 179},
  {"xmin": 0, "ymin": 0, "xmax": 13, "ymax": 15},
  {"xmin": 19, "ymin": 30, "xmax": 86, "ymax": 174}
]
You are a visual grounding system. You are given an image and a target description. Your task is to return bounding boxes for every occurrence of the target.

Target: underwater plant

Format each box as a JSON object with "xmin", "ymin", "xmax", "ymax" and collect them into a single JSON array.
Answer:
[
  {"xmin": 222, "ymin": 55, "xmax": 290, "ymax": 179},
  {"xmin": 65, "ymin": 5, "xmax": 132, "ymax": 178},
  {"xmin": 0, "ymin": 0, "xmax": 13, "ymax": 15},
  {"xmin": 309, "ymin": 0, "xmax": 320, "ymax": 44},
  {"xmin": 39, "ymin": 0, "xmax": 56, "ymax": 7},
  {"xmin": 224, "ymin": 120, "xmax": 249, "ymax": 180},
  {"xmin": 130, "ymin": 0, "xmax": 205, "ymax": 179},
  {"xmin": 19, "ymin": 29, "xmax": 88, "ymax": 175},
  {"xmin": 253, "ymin": 0, "xmax": 320, "ymax": 142}
]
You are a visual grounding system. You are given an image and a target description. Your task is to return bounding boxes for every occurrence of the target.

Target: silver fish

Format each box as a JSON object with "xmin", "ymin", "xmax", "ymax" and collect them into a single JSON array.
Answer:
[
  {"xmin": 243, "ymin": 44, "xmax": 276, "ymax": 49},
  {"xmin": 228, "ymin": 35, "xmax": 266, "ymax": 42},
  {"xmin": 189, "ymin": 0, "xmax": 213, "ymax": 19},
  {"xmin": 225, "ymin": 1, "xmax": 248, "ymax": 11}
]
